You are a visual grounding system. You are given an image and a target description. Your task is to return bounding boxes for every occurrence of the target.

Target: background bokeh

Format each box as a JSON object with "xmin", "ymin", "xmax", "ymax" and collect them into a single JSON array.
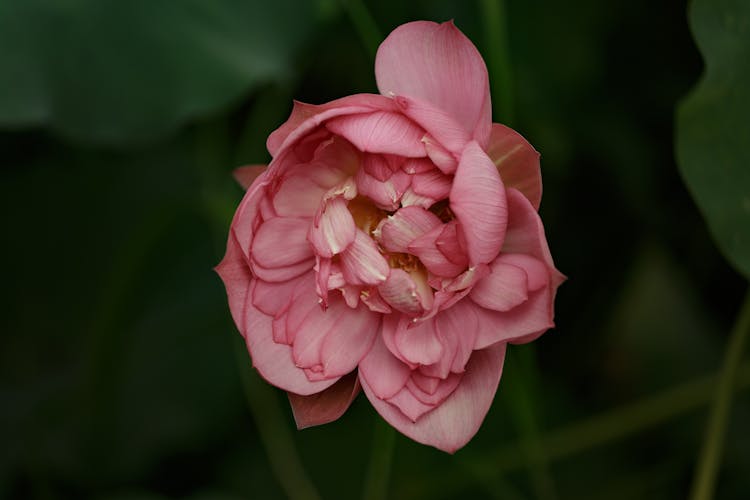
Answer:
[{"xmin": 2, "ymin": 0, "xmax": 748, "ymax": 499}]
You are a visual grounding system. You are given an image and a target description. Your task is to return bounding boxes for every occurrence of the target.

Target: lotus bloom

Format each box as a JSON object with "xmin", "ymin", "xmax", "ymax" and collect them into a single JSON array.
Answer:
[{"xmin": 216, "ymin": 20, "xmax": 564, "ymax": 453}]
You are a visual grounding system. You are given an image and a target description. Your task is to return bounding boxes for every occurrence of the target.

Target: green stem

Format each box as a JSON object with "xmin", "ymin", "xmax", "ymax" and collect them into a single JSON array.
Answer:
[
  {"xmin": 341, "ymin": 0, "xmax": 382, "ymax": 59},
  {"xmin": 689, "ymin": 291, "xmax": 750, "ymax": 500},
  {"xmin": 232, "ymin": 336, "xmax": 322, "ymax": 500},
  {"xmin": 361, "ymin": 416, "xmax": 396, "ymax": 500},
  {"xmin": 480, "ymin": 0, "xmax": 515, "ymax": 125},
  {"xmin": 505, "ymin": 347, "xmax": 557, "ymax": 500}
]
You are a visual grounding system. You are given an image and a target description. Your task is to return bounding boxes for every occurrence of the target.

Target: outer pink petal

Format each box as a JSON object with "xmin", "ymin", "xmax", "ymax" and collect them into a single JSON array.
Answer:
[
  {"xmin": 361, "ymin": 344, "xmax": 507, "ymax": 453},
  {"xmin": 288, "ymin": 371, "xmax": 361, "ymax": 429},
  {"xmin": 473, "ymin": 285, "xmax": 555, "ymax": 349},
  {"xmin": 449, "ymin": 141, "xmax": 507, "ymax": 265},
  {"xmin": 326, "ymin": 111, "xmax": 427, "ymax": 157},
  {"xmin": 244, "ymin": 300, "xmax": 338, "ymax": 396},
  {"xmin": 359, "ymin": 333, "xmax": 411, "ymax": 399},
  {"xmin": 233, "ymin": 165, "xmax": 267, "ymax": 190},
  {"xmin": 215, "ymin": 232, "xmax": 252, "ymax": 332},
  {"xmin": 487, "ymin": 124, "xmax": 542, "ymax": 210},
  {"xmin": 266, "ymin": 94, "xmax": 398, "ymax": 157},
  {"xmin": 375, "ymin": 21, "xmax": 491, "ymax": 147},
  {"xmin": 393, "ymin": 95, "xmax": 470, "ymax": 154}
]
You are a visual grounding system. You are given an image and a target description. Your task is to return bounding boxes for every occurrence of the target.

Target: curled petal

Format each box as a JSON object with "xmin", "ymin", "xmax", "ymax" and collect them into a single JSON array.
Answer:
[
  {"xmin": 487, "ymin": 124, "xmax": 542, "ymax": 210},
  {"xmin": 423, "ymin": 136, "xmax": 458, "ymax": 174},
  {"xmin": 409, "ymin": 225, "xmax": 466, "ymax": 278},
  {"xmin": 326, "ymin": 111, "xmax": 426, "ymax": 157},
  {"xmin": 393, "ymin": 95, "xmax": 470, "ymax": 154},
  {"xmin": 449, "ymin": 141, "xmax": 507, "ymax": 265},
  {"xmin": 361, "ymin": 344, "xmax": 506, "ymax": 453},
  {"xmin": 288, "ymin": 371, "xmax": 361, "ymax": 429},
  {"xmin": 375, "ymin": 21, "xmax": 491, "ymax": 146}
]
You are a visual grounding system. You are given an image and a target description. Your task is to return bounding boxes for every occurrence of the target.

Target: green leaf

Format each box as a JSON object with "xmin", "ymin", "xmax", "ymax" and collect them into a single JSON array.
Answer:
[
  {"xmin": 0, "ymin": 0, "xmax": 321, "ymax": 146},
  {"xmin": 676, "ymin": 0, "xmax": 750, "ymax": 280}
]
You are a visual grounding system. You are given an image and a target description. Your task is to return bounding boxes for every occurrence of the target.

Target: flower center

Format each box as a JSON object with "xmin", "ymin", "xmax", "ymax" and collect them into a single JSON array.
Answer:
[{"xmin": 347, "ymin": 196, "xmax": 387, "ymax": 235}]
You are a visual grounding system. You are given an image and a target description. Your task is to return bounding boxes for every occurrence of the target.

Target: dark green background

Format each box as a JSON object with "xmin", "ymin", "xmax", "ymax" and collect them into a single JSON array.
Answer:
[{"xmin": 2, "ymin": 0, "xmax": 748, "ymax": 499}]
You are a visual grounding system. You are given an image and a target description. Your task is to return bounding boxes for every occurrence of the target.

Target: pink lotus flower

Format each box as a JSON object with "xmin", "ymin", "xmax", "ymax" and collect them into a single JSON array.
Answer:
[{"xmin": 216, "ymin": 20, "xmax": 564, "ymax": 453}]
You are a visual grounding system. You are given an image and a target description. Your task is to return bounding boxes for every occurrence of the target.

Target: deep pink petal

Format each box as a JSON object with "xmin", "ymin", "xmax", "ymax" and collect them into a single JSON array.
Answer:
[
  {"xmin": 359, "ymin": 332, "xmax": 411, "ymax": 399},
  {"xmin": 375, "ymin": 21, "xmax": 491, "ymax": 146},
  {"xmin": 340, "ymin": 230, "xmax": 390, "ymax": 285},
  {"xmin": 243, "ymin": 301, "xmax": 338, "ymax": 395},
  {"xmin": 487, "ymin": 124, "xmax": 542, "ymax": 210},
  {"xmin": 288, "ymin": 371, "xmax": 360, "ymax": 429},
  {"xmin": 252, "ymin": 217, "xmax": 313, "ymax": 268},
  {"xmin": 449, "ymin": 141, "xmax": 507, "ymax": 265},
  {"xmin": 376, "ymin": 206, "xmax": 442, "ymax": 253},
  {"xmin": 233, "ymin": 165, "xmax": 267, "ymax": 190},
  {"xmin": 361, "ymin": 344, "xmax": 506, "ymax": 453},
  {"xmin": 326, "ymin": 111, "xmax": 426, "ymax": 157}
]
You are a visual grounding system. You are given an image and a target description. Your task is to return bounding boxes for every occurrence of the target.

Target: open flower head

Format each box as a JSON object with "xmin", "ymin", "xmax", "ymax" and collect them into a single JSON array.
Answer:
[{"xmin": 216, "ymin": 20, "xmax": 564, "ymax": 453}]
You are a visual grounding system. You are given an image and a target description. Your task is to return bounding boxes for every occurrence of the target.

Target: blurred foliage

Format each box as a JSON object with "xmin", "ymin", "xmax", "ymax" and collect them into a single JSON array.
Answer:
[
  {"xmin": 676, "ymin": 0, "xmax": 750, "ymax": 280},
  {"xmin": 1, "ymin": 0, "xmax": 748, "ymax": 499}
]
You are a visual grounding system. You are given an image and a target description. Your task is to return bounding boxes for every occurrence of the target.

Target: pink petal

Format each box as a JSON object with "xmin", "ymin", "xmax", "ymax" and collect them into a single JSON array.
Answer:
[
  {"xmin": 266, "ymin": 94, "xmax": 398, "ymax": 158},
  {"xmin": 378, "ymin": 268, "xmax": 434, "ymax": 316},
  {"xmin": 307, "ymin": 197, "xmax": 357, "ymax": 257},
  {"xmin": 319, "ymin": 304, "xmax": 380, "ymax": 377},
  {"xmin": 355, "ymin": 168, "xmax": 402, "ymax": 210},
  {"xmin": 375, "ymin": 21, "xmax": 491, "ymax": 147},
  {"xmin": 449, "ymin": 141, "xmax": 507, "ymax": 265},
  {"xmin": 469, "ymin": 262, "xmax": 529, "ymax": 312},
  {"xmin": 376, "ymin": 206, "xmax": 442, "ymax": 253},
  {"xmin": 340, "ymin": 230, "xmax": 390, "ymax": 285},
  {"xmin": 402, "ymin": 158, "xmax": 435, "ymax": 174},
  {"xmin": 437, "ymin": 299, "xmax": 478, "ymax": 374},
  {"xmin": 251, "ymin": 217, "xmax": 313, "ymax": 268},
  {"xmin": 251, "ymin": 276, "xmax": 302, "ymax": 316},
  {"xmin": 410, "ymin": 169, "xmax": 452, "ymax": 200},
  {"xmin": 215, "ymin": 232, "xmax": 252, "ymax": 333},
  {"xmin": 473, "ymin": 285, "xmax": 555, "ymax": 349},
  {"xmin": 406, "ymin": 372, "xmax": 462, "ymax": 406},
  {"xmin": 233, "ymin": 165, "xmax": 268, "ymax": 190},
  {"xmin": 291, "ymin": 298, "xmax": 349, "ymax": 371},
  {"xmin": 423, "ymin": 136, "xmax": 458, "ymax": 174},
  {"xmin": 273, "ymin": 174, "xmax": 327, "ymax": 217},
  {"xmin": 503, "ymin": 189, "xmax": 563, "ymax": 285},
  {"xmin": 243, "ymin": 301, "xmax": 338, "ymax": 395},
  {"xmin": 359, "ymin": 332, "xmax": 411, "ymax": 399},
  {"xmin": 288, "ymin": 371, "xmax": 361, "ymax": 429},
  {"xmin": 362, "ymin": 154, "xmax": 394, "ymax": 181},
  {"xmin": 361, "ymin": 343, "xmax": 507, "ymax": 453},
  {"xmin": 409, "ymin": 225, "xmax": 466, "ymax": 277},
  {"xmin": 435, "ymin": 220, "xmax": 468, "ymax": 267},
  {"xmin": 249, "ymin": 258, "xmax": 314, "ymax": 283},
  {"xmin": 393, "ymin": 95, "xmax": 470, "ymax": 154},
  {"xmin": 487, "ymin": 124, "xmax": 542, "ymax": 210},
  {"xmin": 400, "ymin": 188, "xmax": 438, "ymax": 209},
  {"xmin": 229, "ymin": 175, "xmax": 271, "ymax": 259},
  {"xmin": 386, "ymin": 385, "xmax": 434, "ymax": 422},
  {"xmin": 394, "ymin": 318, "xmax": 444, "ymax": 366},
  {"xmin": 326, "ymin": 111, "xmax": 426, "ymax": 157}
]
